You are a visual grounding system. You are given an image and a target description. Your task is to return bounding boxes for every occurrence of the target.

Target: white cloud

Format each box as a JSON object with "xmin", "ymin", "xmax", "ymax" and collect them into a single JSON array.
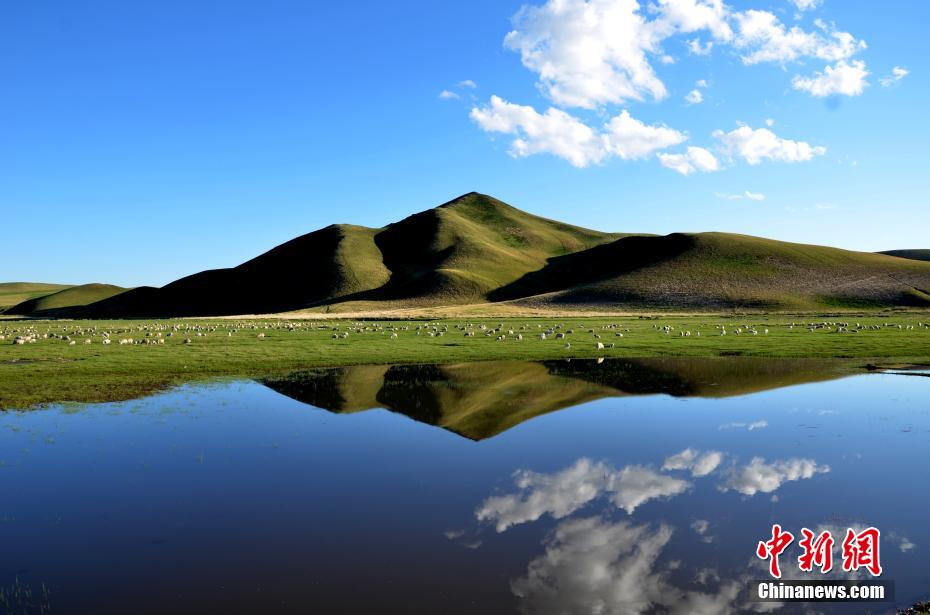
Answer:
[
  {"xmin": 723, "ymin": 457, "xmax": 830, "ymax": 495},
  {"xmin": 439, "ymin": 89, "xmax": 459, "ymax": 100},
  {"xmin": 658, "ymin": 147, "xmax": 720, "ymax": 175},
  {"xmin": 475, "ymin": 458, "xmax": 691, "ymax": 531},
  {"xmin": 764, "ymin": 118, "xmax": 775, "ymax": 127},
  {"xmin": 688, "ymin": 38, "xmax": 714, "ymax": 55},
  {"xmin": 695, "ymin": 79, "xmax": 708, "ymax": 88},
  {"xmin": 685, "ymin": 89, "xmax": 704, "ymax": 104},
  {"xmin": 790, "ymin": 0, "xmax": 819, "ymax": 11},
  {"xmin": 662, "ymin": 448, "xmax": 724, "ymax": 475},
  {"xmin": 733, "ymin": 10, "xmax": 865, "ymax": 65},
  {"xmin": 470, "ymin": 97, "xmax": 686, "ymax": 167},
  {"xmin": 457, "ymin": 79, "xmax": 477, "ymax": 88},
  {"xmin": 714, "ymin": 191, "xmax": 765, "ymax": 201},
  {"xmin": 504, "ymin": 0, "xmax": 666, "ymax": 108},
  {"xmin": 660, "ymin": 54, "xmax": 677, "ymax": 64},
  {"xmin": 470, "ymin": 96, "xmax": 607, "ymax": 167},
  {"xmin": 502, "ymin": 0, "xmax": 733, "ymax": 109},
  {"xmin": 713, "ymin": 124, "xmax": 826, "ymax": 165},
  {"xmin": 792, "ymin": 59, "xmax": 870, "ymax": 97},
  {"xmin": 744, "ymin": 191, "xmax": 765, "ymax": 201},
  {"xmin": 880, "ymin": 66, "xmax": 909, "ymax": 87},
  {"xmin": 603, "ymin": 110, "xmax": 688, "ymax": 158}
]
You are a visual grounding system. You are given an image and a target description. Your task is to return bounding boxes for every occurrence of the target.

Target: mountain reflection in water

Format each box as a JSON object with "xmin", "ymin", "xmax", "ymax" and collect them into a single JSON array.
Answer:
[{"xmin": 261, "ymin": 358, "xmax": 852, "ymax": 440}]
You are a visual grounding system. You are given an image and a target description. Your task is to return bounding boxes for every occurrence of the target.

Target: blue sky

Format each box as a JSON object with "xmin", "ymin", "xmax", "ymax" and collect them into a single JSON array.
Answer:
[{"xmin": 1, "ymin": 0, "xmax": 926, "ymax": 287}]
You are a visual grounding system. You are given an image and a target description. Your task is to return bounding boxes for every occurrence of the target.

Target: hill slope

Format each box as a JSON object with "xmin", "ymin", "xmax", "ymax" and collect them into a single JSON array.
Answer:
[
  {"xmin": 0, "ymin": 282, "xmax": 72, "ymax": 313},
  {"xmin": 8, "ymin": 283, "xmax": 127, "ymax": 315},
  {"xmin": 881, "ymin": 249, "xmax": 930, "ymax": 263},
  {"xmin": 504, "ymin": 232, "xmax": 930, "ymax": 310}
]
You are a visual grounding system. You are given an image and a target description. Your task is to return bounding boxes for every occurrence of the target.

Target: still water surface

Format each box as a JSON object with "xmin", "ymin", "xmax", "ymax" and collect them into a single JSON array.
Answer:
[{"xmin": 1, "ymin": 359, "xmax": 927, "ymax": 614}]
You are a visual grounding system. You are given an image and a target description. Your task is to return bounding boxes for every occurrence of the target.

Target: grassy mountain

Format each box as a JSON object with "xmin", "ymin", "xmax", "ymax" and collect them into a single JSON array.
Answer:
[
  {"xmin": 68, "ymin": 193, "xmax": 930, "ymax": 316},
  {"xmin": 7, "ymin": 283, "xmax": 127, "ymax": 315},
  {"xmin": 366, "ymin": 193, "xmax": 620, "ymax": 305},
  {"xmin": 503, "ymin": 232, "xmax": 930, "ymax": 310},
  {"xmin": 881, "ymin": 249, "xmax": 930, "ymax": 263},
  {"xmin": 0, "ymin": 282, "xmax": 72, "ymax": 313},
  {"xmin": 82, "ymin": 193, "xmax": 619, "ymax": 316}
]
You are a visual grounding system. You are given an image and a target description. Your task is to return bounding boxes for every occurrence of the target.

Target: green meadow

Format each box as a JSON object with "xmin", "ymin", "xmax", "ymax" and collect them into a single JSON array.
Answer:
[{"xmin": 2, "ymin": 313, "xmax": 929, "ymax": 410}]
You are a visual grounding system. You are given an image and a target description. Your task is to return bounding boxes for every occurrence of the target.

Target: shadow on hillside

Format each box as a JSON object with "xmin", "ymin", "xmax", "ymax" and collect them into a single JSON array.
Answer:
[{"xmin": 488, "ymin": 233, "xmax": 693, "ymax": 301}]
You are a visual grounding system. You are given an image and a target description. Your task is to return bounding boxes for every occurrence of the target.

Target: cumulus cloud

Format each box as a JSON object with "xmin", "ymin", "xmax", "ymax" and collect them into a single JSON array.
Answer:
[
  {"xmin": 439, "ymin": 89, "xmax": 459, "ymax": 100},
  {"xmin": 457, "ymin": 79, "xmax": 477, "ymax": 88},
  {"xmin": 723, "ymin": 457, "xmax": 830, "ymax": 496},
  {"xmin": 714, "ymin": 124, "xmax": 826, "ymax": 165},
  {"xmin": 880, "ymin": 66, "xmax": 909, "ymax": 87},
  {"xmin": 470, "ymin": 97, "xmax": 686, "ymax": 167},
  {"xmin": 792, "ymin": 59, "xmax": 870, "ymax": 97},
  {"xmin": 504, "ymin": 0, "xmax": 666, "ymax": 108},
  {"xmin": 470, "ymin": 96, "xmax": 607, "ymax": 167},
  {"xmin": 688, "ymin": 38, "xmax": 714, "ymax": 55},
  {"xmin": 658, "ymin": 146, "xmax": 720, "ymax": 175},
  {"xmin": 503, "ymin": 0, "xmax": 733, "ymax": 109},
  {"xmin": 603, "ymin": 110, "xmax": 688, "ymax": 159},
  {"xmin": 662, "ymin": 448, "xmax": 724, "ymax": 475},
  {"xmin": 733, "ymin": 10, "xmax": 865, "ymax": 65},
  {"xmin": 475, "ymin": 458, "xmax": 691, "ymax": 531},
  {"xmin": 684, "ymin": 89, "xmax": 704, "ymax": 104}
]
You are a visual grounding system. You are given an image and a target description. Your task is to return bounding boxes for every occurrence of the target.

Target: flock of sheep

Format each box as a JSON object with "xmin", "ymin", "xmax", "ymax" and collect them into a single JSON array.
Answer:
[{"xmin": 2, "ymin": 318, "xmax": 927, "ymax": 351}]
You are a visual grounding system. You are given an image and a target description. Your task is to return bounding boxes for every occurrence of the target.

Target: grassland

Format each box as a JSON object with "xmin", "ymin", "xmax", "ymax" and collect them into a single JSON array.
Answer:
[{"xmin": 1, "ymin": 313, "xmax": 929, "ymax": 410}]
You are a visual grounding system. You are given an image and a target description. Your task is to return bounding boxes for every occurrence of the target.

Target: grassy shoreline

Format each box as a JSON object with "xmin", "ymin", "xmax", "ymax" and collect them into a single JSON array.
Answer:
[{"xmin": 2, "ymin": 314, "xmax": 929, "ymax": 410}]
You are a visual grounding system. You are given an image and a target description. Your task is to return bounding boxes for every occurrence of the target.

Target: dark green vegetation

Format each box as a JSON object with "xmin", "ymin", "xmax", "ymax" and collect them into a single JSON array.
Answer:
[
  {"xmin": 1, "ymin": 315, "xmax": 928, "ymax": 410},
  {"xmin": 0, "ymin": 282, "xmax": 72, "ymax": 313},
  {"xmin": 882, "ymin": 249, "xmax": 930, "ymax": 263},
  {"xmin": 262, "ymin": 358, "xmax": 853, "ymax": 440},
  {"xmin": 6, "ymin": 283, "xmax": 126, "ymax": 316},
  {"xmin": 47, "ymin": 192, "xmax": 930, "ymax": 317}
]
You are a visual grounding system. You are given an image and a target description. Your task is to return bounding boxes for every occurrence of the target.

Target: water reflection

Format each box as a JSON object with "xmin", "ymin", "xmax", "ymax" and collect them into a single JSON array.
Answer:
[
  {"xmin": 261, "ymin": 358, "xmax": 853, "ymax": 440},
  {"xmin": 1, "ymin": 361, "xmax": 926, "ymax": 614}
]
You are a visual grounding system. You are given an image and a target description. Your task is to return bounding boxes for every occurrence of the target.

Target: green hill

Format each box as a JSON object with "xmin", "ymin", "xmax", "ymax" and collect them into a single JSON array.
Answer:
[
  {"xmin": 0, "ymin": 282, "xmax": 72, "ymax": 313},
  {"xmin": 7, "ymin": 283, "xmax": 127, "ymax": 315},
  {"xmin": 881, "ymin": 249, "xmax": 930, "ymax": 263},
  {"xmin": 69, "ymin": 193, "xmax": 930, "ymax": 316},
  {"xmin": 83, "ymin": 193, "xmax": 619, "ymax": 316},
  {"xmin": 502, "ymin": 232, "xmax": 930, "ymax": 310}
]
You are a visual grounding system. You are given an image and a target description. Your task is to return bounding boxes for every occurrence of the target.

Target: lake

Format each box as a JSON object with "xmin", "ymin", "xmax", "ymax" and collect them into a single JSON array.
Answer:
[{"xmin": 1, "ymin": 358, "xmax": 927, "ymax": 614}]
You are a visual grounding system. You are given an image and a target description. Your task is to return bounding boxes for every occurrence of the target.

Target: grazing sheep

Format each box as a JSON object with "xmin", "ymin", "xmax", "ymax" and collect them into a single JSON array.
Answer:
[{"xmin": 596, "ymin": 342, "xmax": 605, "ymax": 350}]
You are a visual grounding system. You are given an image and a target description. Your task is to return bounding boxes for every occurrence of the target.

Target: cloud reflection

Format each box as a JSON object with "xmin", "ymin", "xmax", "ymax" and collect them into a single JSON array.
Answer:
[
  {"xmin": 477, "ymin": 459, "xmax": 690, "ymax": 532},
  {"xmin": 722, "ymin": 457, "xmax": 830, "ymax": 496}
]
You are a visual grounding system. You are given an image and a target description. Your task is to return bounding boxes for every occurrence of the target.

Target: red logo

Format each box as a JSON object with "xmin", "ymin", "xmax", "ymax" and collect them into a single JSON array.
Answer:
[{"xmin": 758, "ymin": 525, "xmax": 882, "ymax": 578}]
